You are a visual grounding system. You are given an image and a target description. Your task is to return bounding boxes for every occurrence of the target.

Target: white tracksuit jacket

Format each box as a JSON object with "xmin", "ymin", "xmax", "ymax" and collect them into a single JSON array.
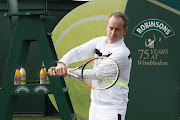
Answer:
[{"xmin": 59, "ymin": 36, "xmax": 132, "ymax": 115}]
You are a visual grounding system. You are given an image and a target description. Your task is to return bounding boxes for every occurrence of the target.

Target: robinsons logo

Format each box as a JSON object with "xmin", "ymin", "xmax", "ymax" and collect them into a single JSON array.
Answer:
[
  {"xmin": 133, "ymin": 19, "xmax": 175, "ymax": 38},
  {"xmin": 132, "ymin": 19, "xmax": 175, "ymax": 66}
]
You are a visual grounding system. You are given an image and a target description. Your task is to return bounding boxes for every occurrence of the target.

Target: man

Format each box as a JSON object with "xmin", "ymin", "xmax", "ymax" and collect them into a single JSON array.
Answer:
[{"xmin": 48, "ymin": 11, "xmax": 132, "ymax": 120}]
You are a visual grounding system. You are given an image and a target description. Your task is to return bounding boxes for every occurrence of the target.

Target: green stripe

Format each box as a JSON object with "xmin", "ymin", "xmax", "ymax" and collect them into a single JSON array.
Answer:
[{"xmin": 116, "ymin": 81, "xmax": 129, "ymax": 86}]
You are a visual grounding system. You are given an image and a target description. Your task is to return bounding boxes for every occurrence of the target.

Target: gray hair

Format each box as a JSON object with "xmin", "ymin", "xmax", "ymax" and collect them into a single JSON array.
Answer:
[{"xmin": 108, "ymin": 11, "xmax": 128, "ymax": 29}]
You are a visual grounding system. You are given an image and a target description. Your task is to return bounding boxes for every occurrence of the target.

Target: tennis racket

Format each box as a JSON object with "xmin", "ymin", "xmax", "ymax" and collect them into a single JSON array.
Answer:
[{"xmin": 67, "ymin": 57, "xmax": 119, "ymax": 90}]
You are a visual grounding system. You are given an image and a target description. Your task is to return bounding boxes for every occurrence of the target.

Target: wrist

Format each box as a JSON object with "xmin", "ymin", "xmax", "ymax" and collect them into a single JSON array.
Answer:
[{"xmin": 57, "ymin": 62, "xmax": 66, "ymax": 66}]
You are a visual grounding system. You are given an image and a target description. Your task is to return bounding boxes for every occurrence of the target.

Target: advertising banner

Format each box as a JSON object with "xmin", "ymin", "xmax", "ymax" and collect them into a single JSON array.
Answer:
[{"xmin": 125, "ymin": 0, "xmax": 180, "ymax": 120}]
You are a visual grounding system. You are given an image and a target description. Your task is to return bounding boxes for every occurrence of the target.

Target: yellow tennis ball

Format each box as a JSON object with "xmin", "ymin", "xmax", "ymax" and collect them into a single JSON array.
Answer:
[{"xmin": 49, "ymin": 0, "xmax": 128, "ymax": 114}]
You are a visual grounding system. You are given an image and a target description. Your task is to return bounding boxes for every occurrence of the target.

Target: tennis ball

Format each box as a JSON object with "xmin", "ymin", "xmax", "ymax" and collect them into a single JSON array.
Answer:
[{"xmin": 49, "ymin": 0, "xmax": 128, "ymax": 114}]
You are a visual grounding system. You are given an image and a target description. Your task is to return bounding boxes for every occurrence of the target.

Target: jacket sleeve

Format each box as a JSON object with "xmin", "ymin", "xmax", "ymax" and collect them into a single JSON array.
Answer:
[{"xmin": 59, "ymin": 38, "xmax": 97, "ymax": 67}]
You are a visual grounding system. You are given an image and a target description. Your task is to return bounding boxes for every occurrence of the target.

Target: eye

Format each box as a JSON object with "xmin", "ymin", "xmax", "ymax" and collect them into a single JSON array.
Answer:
[
  {"xmin": 109, "ymin": 27, "xmax": 113, "ymax": 30},
  {"xmin": 115, "ymin": 28, "xmax": 121, "ymax": 31}
]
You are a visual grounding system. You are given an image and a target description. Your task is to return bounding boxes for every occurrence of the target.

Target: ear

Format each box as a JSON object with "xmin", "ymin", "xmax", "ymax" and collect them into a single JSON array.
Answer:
[
  {"xmin": 123, "ymin": 27, "xmax": 128, "ymax": 36},
  {"xmin": 106, "ymin": 23, "xmax": 108, "ymax": 32},
  {"xmin": 106, "ymin": 23, "xmax": 108, "ymax": 29}
]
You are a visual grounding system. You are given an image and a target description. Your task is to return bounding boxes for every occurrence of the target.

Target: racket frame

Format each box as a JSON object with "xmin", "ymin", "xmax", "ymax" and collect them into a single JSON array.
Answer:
[{"xmin": 67, "ymin": 57, "xmax": 119, "ymax": 90}]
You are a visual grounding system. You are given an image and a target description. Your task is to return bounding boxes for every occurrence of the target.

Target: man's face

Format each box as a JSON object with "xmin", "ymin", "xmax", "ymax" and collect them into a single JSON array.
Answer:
[{"xmin": 106, "ymin": 16, "xmax": 128, "ymax": 44}]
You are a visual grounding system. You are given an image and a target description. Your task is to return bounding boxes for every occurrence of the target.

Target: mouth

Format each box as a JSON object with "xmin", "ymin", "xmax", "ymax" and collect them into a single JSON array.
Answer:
[{"xmin": 109, "ymin": 36, "xmax": 116, "ymax": 40}]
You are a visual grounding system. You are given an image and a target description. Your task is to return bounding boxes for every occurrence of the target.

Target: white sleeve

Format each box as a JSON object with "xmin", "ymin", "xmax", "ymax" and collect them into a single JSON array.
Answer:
[{"xmin": 59, "ymin": 38, "xmax": 97, "ymax": 67}]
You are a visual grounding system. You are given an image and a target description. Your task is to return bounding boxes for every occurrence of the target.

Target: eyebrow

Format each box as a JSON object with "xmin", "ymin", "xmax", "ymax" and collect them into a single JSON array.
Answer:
[{"xmin": 109, "ymin": 26, "xmax": 122, "ymax": 30}]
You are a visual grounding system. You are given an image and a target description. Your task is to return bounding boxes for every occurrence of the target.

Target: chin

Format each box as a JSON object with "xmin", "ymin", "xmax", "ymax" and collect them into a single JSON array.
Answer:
[{"xmin": 108, "ymin": 39, "xmax": 117, "ymax": 43}]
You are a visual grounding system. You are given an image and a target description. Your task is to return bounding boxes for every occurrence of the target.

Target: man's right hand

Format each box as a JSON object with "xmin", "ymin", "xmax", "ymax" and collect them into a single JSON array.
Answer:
[{"xmin": 48, "ymin": 62, "xmax": 67, "ymax": 77}]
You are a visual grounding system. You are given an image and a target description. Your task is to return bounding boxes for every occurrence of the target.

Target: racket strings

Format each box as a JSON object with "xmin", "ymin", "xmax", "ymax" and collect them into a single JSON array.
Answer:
[{"xmin": 82, "ymin": 58, "xmax": 118, "ymax": 89}]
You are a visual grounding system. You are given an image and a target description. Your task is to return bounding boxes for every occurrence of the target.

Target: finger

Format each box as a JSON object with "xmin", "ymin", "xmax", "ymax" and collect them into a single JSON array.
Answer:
[
  {"xmin": 56, "ymin": 67, "xmax": 66, "ymax": 77},
  {"xmin": 48, "ymin": 69, "xmax": 53, "ymax": 76},
  {"xmin": 55, "ymin": 62, "xmax": 67, "ymax": 77},
  {"xmin": 62, "ymin": 67, "xmax": 67, "ymax": 77},
  {"xmin": 48, "ymin": 67, "xmax": 55, "ymax": 75},
  {"xmin": 55, "ymin": 66, "xmax": 62, "ymax": 76},
  {"xmin": 52, "ymin": 69, "xmax": 58, "ymax": 76}
]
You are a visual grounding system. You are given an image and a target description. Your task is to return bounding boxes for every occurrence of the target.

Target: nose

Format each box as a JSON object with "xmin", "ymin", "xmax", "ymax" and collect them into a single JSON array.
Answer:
[{"xmin": 111, "ymin": 29, "xmax": 116, "ymax": 35}]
